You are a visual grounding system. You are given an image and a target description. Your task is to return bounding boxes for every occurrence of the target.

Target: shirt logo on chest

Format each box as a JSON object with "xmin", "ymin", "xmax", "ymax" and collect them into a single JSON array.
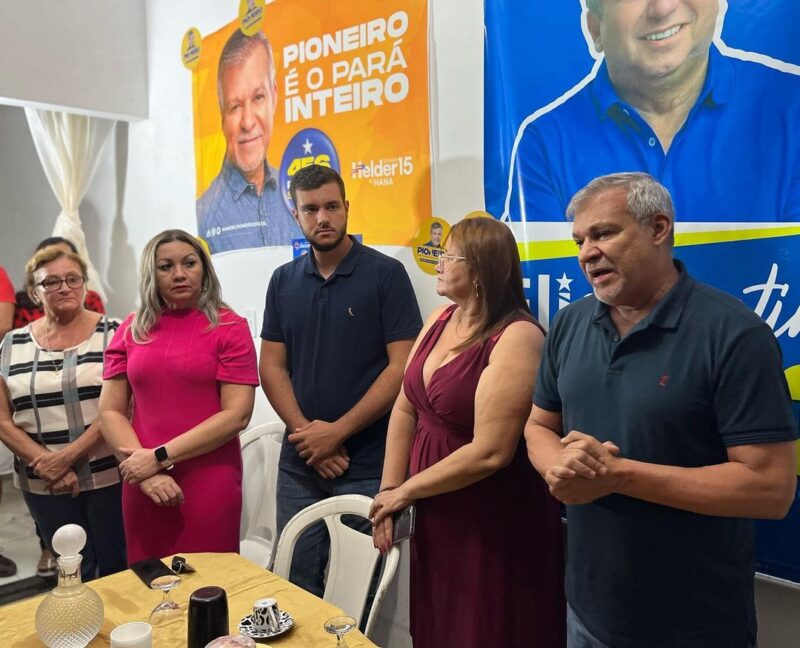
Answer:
[{"xmin": 658, "ymin": 374, "xmax": 670, "ymax": 388}]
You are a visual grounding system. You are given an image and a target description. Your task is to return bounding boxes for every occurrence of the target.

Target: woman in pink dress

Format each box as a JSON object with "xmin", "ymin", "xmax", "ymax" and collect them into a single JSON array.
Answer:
[
  {"xmin": 99, "ymin": 229, "xmax": 258, "ymax": 563},
  {"xmin": 370, "ymin": 218, "xmax": 565, "ymax": 647}
]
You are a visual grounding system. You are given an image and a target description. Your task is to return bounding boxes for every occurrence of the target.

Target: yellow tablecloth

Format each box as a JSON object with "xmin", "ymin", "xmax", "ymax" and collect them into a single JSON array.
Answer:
[{"xmin": 1, "ymin": 553, "xmax": 377, "ymax": 647}]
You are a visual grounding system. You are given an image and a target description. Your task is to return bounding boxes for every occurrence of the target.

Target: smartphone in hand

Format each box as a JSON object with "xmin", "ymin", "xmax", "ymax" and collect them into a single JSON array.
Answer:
[{"xmin": 392, "ymin": 505, "xmax": 416, "ymax": 544}]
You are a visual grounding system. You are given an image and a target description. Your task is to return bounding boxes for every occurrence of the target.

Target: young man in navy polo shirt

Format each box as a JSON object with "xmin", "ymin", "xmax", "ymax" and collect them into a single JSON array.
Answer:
[
  {"xmin": 525, "ymin": 172, "xmax": 797, "ymax": 648},
  {"xmin": 260, "ymin": 165, "xmax": 422, "ymax": 596}
]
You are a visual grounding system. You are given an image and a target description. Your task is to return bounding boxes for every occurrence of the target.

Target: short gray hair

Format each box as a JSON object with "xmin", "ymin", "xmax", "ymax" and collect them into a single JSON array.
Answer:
[
  {"xmin": 130, "ymin": 229, "xmax": 228, "ymax": 344},
  {"xmin": 217, "ymin": 30, "xmax": 276, "ymax": 112},
  {"xmin": 566, "ymin": 172, "xmax": 675, "ymax": 240}
]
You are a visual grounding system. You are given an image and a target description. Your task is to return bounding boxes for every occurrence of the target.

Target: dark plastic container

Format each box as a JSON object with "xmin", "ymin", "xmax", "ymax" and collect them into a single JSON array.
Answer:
[{"xmin": 187, "ymin": 585, "xmax": 229, "ymax": 648}]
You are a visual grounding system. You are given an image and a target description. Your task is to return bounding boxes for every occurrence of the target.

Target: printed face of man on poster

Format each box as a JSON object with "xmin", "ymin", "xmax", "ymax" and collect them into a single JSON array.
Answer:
[
  {"xmin": 218, "ymin": 30, "xmax": 277, "ymax": 192},
  {"xmin": 585, "ymin": 0, "xmax": 718, "ymax": 106},
  {"xmin": 197, "ymin": 28, "xmax": 301, "ymax": 254},
  {"xmin": 428, "ymin": 222, "xmax": 443, "ymax": 247}
]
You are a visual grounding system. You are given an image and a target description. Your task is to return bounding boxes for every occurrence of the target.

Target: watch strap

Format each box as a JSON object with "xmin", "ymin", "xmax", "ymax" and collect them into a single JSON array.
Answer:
[{"xmin": 154, "ymin": 445, "xmax": 174, "ymax": 470}]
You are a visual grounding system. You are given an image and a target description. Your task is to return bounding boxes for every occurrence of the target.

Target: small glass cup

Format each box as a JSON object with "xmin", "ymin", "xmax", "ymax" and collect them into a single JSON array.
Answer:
[
  {"xmin": 148, "ymin": 574, "xmax": 183, "ymax": 626},
  {"xmin": 324, "ymin": 615, "xmax": 357, "ymax": 647}
]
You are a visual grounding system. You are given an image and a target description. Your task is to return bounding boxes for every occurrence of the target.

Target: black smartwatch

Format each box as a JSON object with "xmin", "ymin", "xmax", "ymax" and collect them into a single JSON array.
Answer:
[{"xmin": 154, "ymin": 445, "xmax": 174, "ymax": 471}]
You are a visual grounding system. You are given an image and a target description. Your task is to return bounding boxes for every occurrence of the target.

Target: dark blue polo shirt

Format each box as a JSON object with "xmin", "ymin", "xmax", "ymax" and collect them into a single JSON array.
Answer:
[
  {"xmin": 261, "ymin": 237, "xmax": 422, "ymax": 479},
  {"xmin": 534, "ymin": 261, "xmax": 797, "ymax": 648},
  {"xmin": 509, "ymin": 46, "xmax": 800, "ymax": 222}
]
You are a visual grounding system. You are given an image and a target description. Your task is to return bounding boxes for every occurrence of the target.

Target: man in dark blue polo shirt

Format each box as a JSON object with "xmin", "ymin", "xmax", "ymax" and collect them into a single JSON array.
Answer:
[
  {"xmin": 525, "ymin": 172, "xmax": 797, "ymax": 648},
  {"xmin": 505, "ymin": 0, "xmax": 800, "ymax": 222},
  {"xmin": 260, "ymin": 165, "xmax": 422, "ymax": 596}
]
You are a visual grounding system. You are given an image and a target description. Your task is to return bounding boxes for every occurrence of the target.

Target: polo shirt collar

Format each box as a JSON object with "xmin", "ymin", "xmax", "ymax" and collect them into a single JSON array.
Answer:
[
  {"xmin": 592, "ymin": 44, "xmax": 733, "ymax": 120},
  {"xmin": 222, "ymin": 158, "xmax": 277, "ymax": 202},
  {"xmin": 591, "ymin": 259, "xmax": 694, "ymax": 330},
  {"xmin": 302, "ymin": 235, "xmax": 363, "ymax": 277}
]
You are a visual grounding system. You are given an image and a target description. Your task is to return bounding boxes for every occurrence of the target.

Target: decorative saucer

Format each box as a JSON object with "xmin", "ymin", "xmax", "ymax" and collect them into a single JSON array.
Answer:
[{"xmin": 238, "ymin": 611, "xmax": 294, "ymax": 639}]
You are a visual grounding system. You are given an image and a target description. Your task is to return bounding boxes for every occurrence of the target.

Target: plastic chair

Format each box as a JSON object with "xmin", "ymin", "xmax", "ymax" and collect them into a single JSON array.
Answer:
[
  {"xmin": 272, "ymin": 494, "xmax": 401, "ymax": 638},
  {"xmin": 239, "ymin": 421, "xmax": 285, "ymax": 568}
]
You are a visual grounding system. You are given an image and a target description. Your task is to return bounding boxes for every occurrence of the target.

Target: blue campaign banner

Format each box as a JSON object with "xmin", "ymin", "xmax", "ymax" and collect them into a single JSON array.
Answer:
[
  {"xmin": 485, "ymin": 1, "xmax": 800, "ymax": 222},
  {"xmin": 486, "ymin": 1, "xmax": 800, "ymax": 582}
]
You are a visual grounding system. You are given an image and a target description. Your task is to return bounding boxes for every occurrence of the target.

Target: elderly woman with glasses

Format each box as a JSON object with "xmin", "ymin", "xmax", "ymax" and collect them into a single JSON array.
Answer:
[
  {"xmin": 11, "ymin": 236, "xmax": 107, "ymax": 578},
  {"xmin": 13, "ymin": 237, "xmax": 106, "ymax": 330},
  {"xmin": 0, "ymin": 246, "xmax": 126, "ymax": 580},
  {"xmin": 99, "ymin": 229, "xmax": 258, "ymax": 564},
  {"xmin": 370, "ymin": 217, "xmax": 565, "ymax": 648}
]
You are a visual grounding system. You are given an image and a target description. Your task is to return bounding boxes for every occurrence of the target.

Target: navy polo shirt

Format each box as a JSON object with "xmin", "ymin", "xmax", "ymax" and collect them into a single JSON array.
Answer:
[
  {"xmin": 261, "ymin": 237, "xmax": 422, "ymax": 479},
  {"xmin": 509, "ymin": 46, "xmax": 800, "ymax": 222},
  {"xmin": 534, "ymin": 261, "xmax": 797, "ymax": 648}
]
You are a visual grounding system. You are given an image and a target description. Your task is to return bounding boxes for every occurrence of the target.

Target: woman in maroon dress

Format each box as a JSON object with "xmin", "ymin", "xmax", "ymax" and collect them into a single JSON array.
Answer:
[{"xmin": 370, "ymin": 217, "xmax": 565, "ymax": 647}]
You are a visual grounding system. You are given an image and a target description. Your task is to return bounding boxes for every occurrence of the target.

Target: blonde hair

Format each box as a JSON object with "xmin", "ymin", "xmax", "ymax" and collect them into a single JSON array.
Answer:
[
  {"xmin": 25, "ymin": 247, "xmax": 88, "ymax": 304},
  {"xmin": 130, "ymin": 229, "xmax": 227, "ymax": 343}
]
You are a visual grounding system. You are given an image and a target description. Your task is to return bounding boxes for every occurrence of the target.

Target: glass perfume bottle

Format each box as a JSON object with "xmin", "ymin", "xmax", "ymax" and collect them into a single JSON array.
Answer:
[{"xmin": 35, "ymin": 524, "xmax": 104, "ymax": 648}]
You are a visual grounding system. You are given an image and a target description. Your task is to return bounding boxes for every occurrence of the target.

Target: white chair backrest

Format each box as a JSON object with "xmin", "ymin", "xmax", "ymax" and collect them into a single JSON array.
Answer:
[
  {"xmin": 239, "ymin": 421, "xmax": 285, "ymax": 568},
  {"xmin": 272, "ymin": 494, "xmax": 401, "ymax": 638}
]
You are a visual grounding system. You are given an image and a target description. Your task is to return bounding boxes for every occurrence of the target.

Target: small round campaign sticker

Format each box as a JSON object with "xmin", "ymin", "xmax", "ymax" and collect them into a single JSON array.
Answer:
[
  {"xmin": 279, "ymin": 128, "xmax": 341, "ymax": 212},
  {"xmin": 181, "ymin": 28, "xmax": 202, "ymax": 70},
  {"xmin": 412, "ymin": 217, "xmax": 450, "ymax": 275},
  {"xmin": 238, "ymin": 0, "xmax": 265, "ymax": 36}
]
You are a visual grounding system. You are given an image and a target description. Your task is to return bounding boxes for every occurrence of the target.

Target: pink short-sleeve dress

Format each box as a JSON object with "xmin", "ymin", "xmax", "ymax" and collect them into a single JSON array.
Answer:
[{"xmin": 103, "ymin": 308, "xmax": 258, "ymax": 564}]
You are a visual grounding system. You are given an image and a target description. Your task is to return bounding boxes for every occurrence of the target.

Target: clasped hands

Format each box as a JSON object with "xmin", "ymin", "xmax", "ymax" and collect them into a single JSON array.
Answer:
[
  {"xmin": 118, "ymin": 447, "xmax": 184, "ymax": 507},
  {"xmin": 545, "ymin": 430, "xmax": 623, "ymax": 505},
  {"xmin": 30, "ymin": 450, "xmax": 76, "ymax": 496},
  {"xmin": 288, "ymin": 419, "xmax": 350, "ymax": 480}
]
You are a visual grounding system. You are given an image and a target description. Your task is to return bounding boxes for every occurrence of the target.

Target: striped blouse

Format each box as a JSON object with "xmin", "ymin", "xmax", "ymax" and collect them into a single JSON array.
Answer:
[{"xmin": 0, "ymin": 316, "xmax": 122, "ymax": 494}]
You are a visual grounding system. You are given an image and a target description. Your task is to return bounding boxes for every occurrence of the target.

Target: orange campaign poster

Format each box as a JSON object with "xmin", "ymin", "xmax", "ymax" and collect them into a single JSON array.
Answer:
[{"xmin": 191, "ymin": 0, "xmax": 431, "ymax": 254}]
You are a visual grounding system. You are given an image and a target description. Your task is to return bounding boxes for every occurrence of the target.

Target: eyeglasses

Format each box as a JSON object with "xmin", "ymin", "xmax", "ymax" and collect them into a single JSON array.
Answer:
[
  {"xmin": 36, "ymin": 275, "xmax": 86, "ymax": 292},
  {"xmin": 437, "ymin": 254, "xmax": 466, "ymax": 265}
]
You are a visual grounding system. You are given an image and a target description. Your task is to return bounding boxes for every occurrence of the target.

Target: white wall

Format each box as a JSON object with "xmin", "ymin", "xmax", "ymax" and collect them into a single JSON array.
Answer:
[
  {"xmin": 0, "ymin": 0, "xmax": 148, "ymax": 120},
  {"xmin": 0, "ymin": 105, "xmax": 60, "ymax": 285}
]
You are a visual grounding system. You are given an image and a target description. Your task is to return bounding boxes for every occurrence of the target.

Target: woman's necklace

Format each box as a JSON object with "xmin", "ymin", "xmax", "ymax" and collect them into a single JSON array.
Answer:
[
  {"xmin": 42, "ymin": 317, "xmax": 82, "ymax": 377},
  {"xmin": 42, "ymin": 320, "xmax": 65, "ymax": 376}
]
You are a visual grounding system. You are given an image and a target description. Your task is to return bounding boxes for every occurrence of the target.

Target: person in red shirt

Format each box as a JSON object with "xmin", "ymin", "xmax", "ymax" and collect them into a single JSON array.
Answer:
[
  {"xmin": 0, "ymin": 265, "xmax": 17, "ymax": 577},
  {"xmin": 0, "ymin": 266, "xmax": 13, "ymax": 339}
]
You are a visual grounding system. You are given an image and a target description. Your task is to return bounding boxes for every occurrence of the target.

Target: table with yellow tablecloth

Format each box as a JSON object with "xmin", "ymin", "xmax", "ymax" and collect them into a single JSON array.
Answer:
[{"xmin": 1, "ymin": 552, "xmax": 378, "ymax": 647}]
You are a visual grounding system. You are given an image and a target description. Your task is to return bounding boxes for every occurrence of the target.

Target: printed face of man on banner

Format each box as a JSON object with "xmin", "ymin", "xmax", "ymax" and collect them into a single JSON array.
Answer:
[
  {"xmin": 197, "ymin": 28, "xmax": 301, "ymax": 254},
  {"xmin": 194, "ymin": 3, "xmax": 432, "ymax": 253},
  {"xmin": 585, "ymin": 0, "xmax": 718, "ymax": 92},
  {"xmin": 501, "ymin": 0, "xmax": 800, "ymax": 224},
  {"xmin": 218, "ymin": 31, "xmax": 277, "ymax": 190}
]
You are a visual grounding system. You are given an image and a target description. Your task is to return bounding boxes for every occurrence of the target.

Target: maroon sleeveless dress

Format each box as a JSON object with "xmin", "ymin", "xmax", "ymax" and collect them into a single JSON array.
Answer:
[{"xmin": 405, "ymin": 305, "xmax": 566, "ymax": 648}]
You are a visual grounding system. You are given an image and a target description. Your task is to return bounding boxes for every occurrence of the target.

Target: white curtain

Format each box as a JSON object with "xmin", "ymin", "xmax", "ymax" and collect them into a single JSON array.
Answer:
[{"xmin": 24, "ymin": 109, "xmax": 116, "ymax": 301}]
